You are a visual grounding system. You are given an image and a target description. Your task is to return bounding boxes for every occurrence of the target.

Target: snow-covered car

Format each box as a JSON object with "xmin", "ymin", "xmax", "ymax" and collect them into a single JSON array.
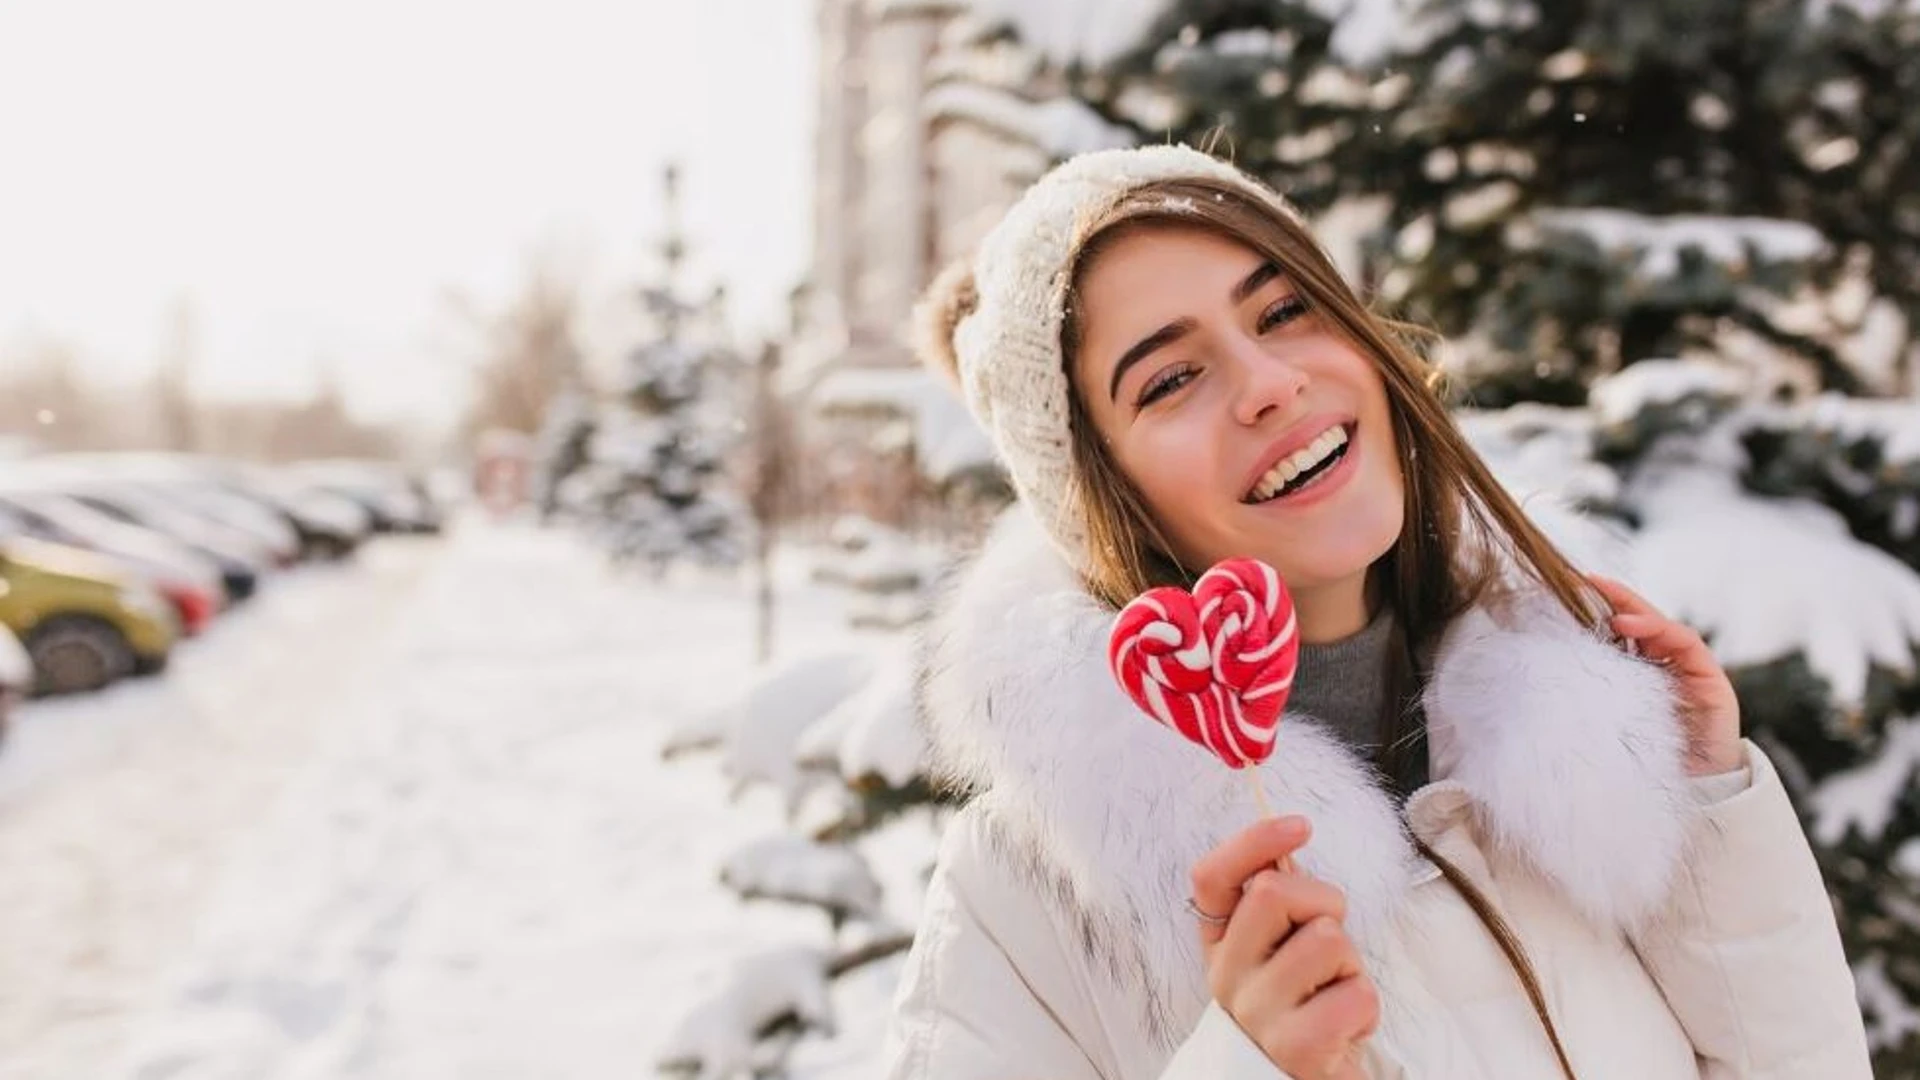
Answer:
[
  {"xmin": 289, "ymin": 461, "xmax": 443, "ymax": 534},
  {"xmin": 0, "ymin": 622, "xmax": 29, "ymax": 743},
  {"xmin": 21, "ymin": 454, "xmax": 301, "ymax": 566},
  {"xmin": 228, "ymin": 478, "xmax": 372, "ymax": 560},
  {"xmin": 0, "ymin": 493, "xmax": 227, "ymax": 635},
  {"xmin": 148, "ymin": 482, "xmax": 301, "ymax": 567},
  {"xmin": 63, "ymin": 488, "xmax": 274, "ymax": 600}
]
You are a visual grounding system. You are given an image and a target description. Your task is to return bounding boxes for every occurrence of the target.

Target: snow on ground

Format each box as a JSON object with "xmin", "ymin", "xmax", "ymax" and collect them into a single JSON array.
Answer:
[
  {"xmin": 0, "ymin": 538, "xmax": 442, "ymax": 1079},
  {"xmin": 0, "ymin": 519, "xmax": 934, "ymax": 1080}
]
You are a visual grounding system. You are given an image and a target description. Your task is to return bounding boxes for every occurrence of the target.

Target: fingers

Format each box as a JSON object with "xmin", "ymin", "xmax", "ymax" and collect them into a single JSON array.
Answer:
[
  {"xmin": 1244, "ymin": 914, "xmax": 1363, "ymax": 1008},
  {"xmin": 1588, "ymin": 575, "xmax": 1717, "ymax": 672},
  {"xmin": 1286, "ymin": 974, "xmax": 1382, "ymax": 1056},
  {"xmin": 1191, "ymin": 816, "xmax": 1311, "ymax": 944},
  {"xmin": 1611, "ymin": 612, "xmax": 1702, "ymax": 653},
  {"xmin": 1610, "ymin": 611, "xmax": 1719, "ymax": 679},
  {"xmin": 1211, "ymin": 873, "xmax": 1349, "ymax": 995},
  {"xmin": 1235, "ymin": 962, "xmax": 1380, "ymax": 1079},
  {"xmin": 1586, "ymin": 573, "xmax": 1657, "ymax": 617}
]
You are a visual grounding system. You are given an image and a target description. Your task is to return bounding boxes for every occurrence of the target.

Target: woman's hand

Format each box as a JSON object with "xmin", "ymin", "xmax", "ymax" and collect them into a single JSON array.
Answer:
[
  {"xmin": 1190, "ymin": 816, "xmax": 1377, "ymax": 1080},
  {"xmin": 1588, "ymin": 574, "xmax": 1744, "ymax": 776}
]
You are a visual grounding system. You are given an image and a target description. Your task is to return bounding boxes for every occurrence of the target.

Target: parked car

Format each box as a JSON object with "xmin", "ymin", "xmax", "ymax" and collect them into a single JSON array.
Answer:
[
  {"xmin": 146, "ymin": 482, "xmax": 301, "ymax": 567},
  {"xmin": 61, "ymin": 489, "xmax": 272, "ymax": 601},
  {"xmin": 0, "ymin": 623, "xmax": 29, "ymax": 743},
  {"xmin": 215, "ymin": 473, "xmax": 370, "ymax": 561},
  {"xmin": 0, "ymin": 537, "xmax": 178, "ymax": 694},
  {"xmin": 290, "ymin": 461, "xmax": 444, "ymax": 535},
  {"xmin": 0, "ymin": 493, "xmax": 227, "ymax": 635},
  {"xmin": 39, "ymin": 453, "xmax": 353, "ymax": 562}
]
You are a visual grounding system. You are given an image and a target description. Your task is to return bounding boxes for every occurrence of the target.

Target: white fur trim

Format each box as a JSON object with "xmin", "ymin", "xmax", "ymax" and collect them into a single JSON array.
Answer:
[
  {"xmin": 920, "ymin": 507, "xmax": 1694, "ymax": 1042},
  {"xmin": 1424, "ymin": 589, "xmax": 1691, "ymax": 929}
]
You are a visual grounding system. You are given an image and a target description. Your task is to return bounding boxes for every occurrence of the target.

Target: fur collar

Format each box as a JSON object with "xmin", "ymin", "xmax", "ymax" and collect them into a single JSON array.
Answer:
[{"xmin": 918, "ymin": 508, "xmax": 1691, "ymax": 1047}]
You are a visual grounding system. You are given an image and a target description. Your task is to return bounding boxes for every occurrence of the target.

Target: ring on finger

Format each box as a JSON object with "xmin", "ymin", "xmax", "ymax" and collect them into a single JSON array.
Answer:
[{"xmin": 1184, "ymin": 896, "xmax": 1229, "ymax": 926}]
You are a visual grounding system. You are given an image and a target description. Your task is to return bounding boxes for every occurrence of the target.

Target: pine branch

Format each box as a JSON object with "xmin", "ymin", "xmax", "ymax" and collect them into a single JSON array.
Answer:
[{"xmin": 826, "ymin": 932, "xmax": 915, "ymax": 979}]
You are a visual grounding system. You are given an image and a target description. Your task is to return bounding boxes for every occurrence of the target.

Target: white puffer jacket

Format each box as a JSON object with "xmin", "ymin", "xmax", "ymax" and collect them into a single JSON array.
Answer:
[{"xmin": 885, "ymin": 511, "xmax": 1870, "ymax": 1080}]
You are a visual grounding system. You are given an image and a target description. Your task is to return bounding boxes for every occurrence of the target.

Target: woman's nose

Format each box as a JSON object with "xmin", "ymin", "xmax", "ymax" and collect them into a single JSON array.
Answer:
[{"xmin": 1229, "ymin": 340, "xmax": 1309, "ymax": 426}]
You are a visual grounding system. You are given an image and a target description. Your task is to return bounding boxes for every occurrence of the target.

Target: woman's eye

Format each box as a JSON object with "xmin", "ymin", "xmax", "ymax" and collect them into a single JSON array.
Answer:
[
  {"xmin": 1257, "ymin": 295, "xmax": 1309, "ymax": 333},
  {"xmin": 1137, "ymin": 365, "xmax": 1196, "ymax": 407}
]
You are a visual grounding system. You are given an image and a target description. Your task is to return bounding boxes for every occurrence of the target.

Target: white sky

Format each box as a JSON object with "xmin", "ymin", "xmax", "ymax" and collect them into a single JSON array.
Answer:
[{"xmin": 0, "ymin": 0, "xmax": 815, "ymax": 433}]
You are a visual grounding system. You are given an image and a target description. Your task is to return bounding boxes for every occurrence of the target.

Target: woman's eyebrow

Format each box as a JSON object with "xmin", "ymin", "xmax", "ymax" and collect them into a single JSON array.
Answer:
[
  {"xmin": 1107, "ymin": 320, "xmax": 1194, "ymax": 403},
  {"xmin": 1232, "ymin": 261, "xmax": 1282, "ymax": 303},
  {"xmin": 1105, "ymin": 262, "xmax": 1285, "ymax": 404}
]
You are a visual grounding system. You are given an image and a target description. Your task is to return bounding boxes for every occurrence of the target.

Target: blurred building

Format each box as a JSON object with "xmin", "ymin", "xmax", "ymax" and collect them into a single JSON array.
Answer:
[{"xmin": 788, "ymin": 0, "xmax": 1131, "ymax": 535}]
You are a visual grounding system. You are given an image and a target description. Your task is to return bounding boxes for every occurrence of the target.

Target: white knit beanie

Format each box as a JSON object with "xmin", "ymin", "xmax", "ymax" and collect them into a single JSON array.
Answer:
[{"xmin": 918, "ymin": 144, "xmax": 1306, "ymax": 575}]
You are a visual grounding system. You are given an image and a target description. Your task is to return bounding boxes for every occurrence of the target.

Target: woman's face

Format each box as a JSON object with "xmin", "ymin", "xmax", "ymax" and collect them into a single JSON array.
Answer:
[{"xmin": 1069, "ymin": 225, "xmax": 1405, "ymax": 628}]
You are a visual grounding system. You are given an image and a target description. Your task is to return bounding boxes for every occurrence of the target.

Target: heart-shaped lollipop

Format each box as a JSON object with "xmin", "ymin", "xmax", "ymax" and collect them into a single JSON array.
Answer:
[{"xmin": 1108, "ymin": 558, "xmax": 1300, "ymax": 769}]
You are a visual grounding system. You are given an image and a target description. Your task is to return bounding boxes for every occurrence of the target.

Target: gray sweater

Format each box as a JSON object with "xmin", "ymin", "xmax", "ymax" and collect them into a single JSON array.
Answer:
[{"xmin": 1289, "ymin": 607, "xmax": 1396, "ymax": 755}]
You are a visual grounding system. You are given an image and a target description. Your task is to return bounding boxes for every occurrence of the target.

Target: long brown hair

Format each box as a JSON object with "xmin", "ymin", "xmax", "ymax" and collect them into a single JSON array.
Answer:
[{"xmin": 1056, "ymin": 177, "xmax": 1605, "ymax": 792}]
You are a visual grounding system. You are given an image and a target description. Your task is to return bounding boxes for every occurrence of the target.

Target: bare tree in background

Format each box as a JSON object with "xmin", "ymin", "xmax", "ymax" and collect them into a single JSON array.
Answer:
[
  {"xmin": 154, "ymin": 297, "xmax": 199, "ymax": 452},
  {"xmin": 451, "ymin": 256, "xmax": 586, "ymax": 441},
  {"xmin": 0, "ymin": 336, "xmax": 105, "ymax": 450},
  {"xmin": 0, "ymin": 330, "xmax": 402, "ymax": 461}
]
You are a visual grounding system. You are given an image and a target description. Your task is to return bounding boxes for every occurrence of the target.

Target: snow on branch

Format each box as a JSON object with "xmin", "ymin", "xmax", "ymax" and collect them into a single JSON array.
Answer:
[
  {"xmin": 662, "ymin": 702, "xmax": 729, "ymax": 760},
  {"xmin": 797, "ymin": 661, "xmax": 928, "ymax": 790},
  {"xmin": 1630, "ymin": 466, "xmax": 1920, "ymax": 707},
  {"xmin": 934, "ymin": 0, "xmax": 1421, "ymax": 70},
  {"xmin": 812, "ymin": 519, "xmax": 935, "ymax": 595},
  {"xmin": 719, "ymin": 836, "xmax": 884, "ymax": 927},
  {"xmin": 947, "ymin": 0, "xmax": 1173, "ymax": 69},
  {"xmin": 1811, "ymin": 717, "xmax": 1920, "ymax": 846},
  {"xmin": 656, "ymin": 936, "xmax": 917, "ymax": 1079},
  {"xmin": 717, "ymin": 651, "xmax": 877, "ymax": 805},
  {"xmin": 1533, "ymin": 208, "xmax": 1829, "ymax": 280},
  {"xmin": 1855, "ymin": 953, "xmax": 1920, "ymax": 1053},
  {"xmin": 1456, "ymin": 404, "xmax": 1622, "ymax": 507},
  {"xmin": 656, "ymin": 947, "xmax": 834, "ymax": 1080},
  {"xmin": 924, "ymin": 82, "xmax": 1134, "ymax": 157},
  {"xmin": 810, "ymin": 366, "xmax": 998, "ymax": 488},
  {"xmin": 1589, "ymin": 358, "xmax": 1749, "ymax": 428},
  {"xmin": 1802, "ymin": 394, "xmax": 1920, "ymax": 468}
]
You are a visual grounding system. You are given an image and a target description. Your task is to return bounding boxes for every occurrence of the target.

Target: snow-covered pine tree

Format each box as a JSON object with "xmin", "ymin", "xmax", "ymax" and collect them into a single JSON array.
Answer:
[
  {"xmin": 1072, "ymin": 0, "xmax": 1384, "ymax": 213},
  {"xmin": 530, "ymin": 384, "xmax": 596, "ymax": 522},
  {"xmin": 1059, "ymin": 0, "xmax": 1920, "ymax": 1066},
  {"xmin": 651, "ymin": 397, "xmax": 1006, "ymax": 1075},
  {"xmin": 1355, "ymin": 5, "xmax": 1920, "ymax": 1066},
  {"xmin": 654, "ymin": 628, "xmax": 937, "ymax": 1078},
  {"xmin": 573, "ymin": 164, "xmax": 750, "ymax": 574}
]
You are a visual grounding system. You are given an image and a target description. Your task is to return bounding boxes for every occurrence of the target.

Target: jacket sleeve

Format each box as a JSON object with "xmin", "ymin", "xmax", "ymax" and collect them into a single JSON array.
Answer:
[
  {"xmin": 1630, "ymin": 740, "xmax": 1872, "ymax": 1079},
  {"xmin": 885, "ymin": 815, "xmax": 1292, "ymax": 1080}
]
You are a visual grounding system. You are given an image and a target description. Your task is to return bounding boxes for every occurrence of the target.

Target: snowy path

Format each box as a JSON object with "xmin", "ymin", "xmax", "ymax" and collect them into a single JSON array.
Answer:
[
  {"xmin": 0, "ymin": 537, "xmax": 442, "ymax": 1078},
  {"xmin": 1, "ymin": 520, "xmax": 903, "ymax": 1080}
]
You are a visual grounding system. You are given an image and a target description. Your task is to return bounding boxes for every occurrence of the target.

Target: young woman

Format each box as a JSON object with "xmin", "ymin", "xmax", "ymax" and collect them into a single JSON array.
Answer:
[{"xmin": 885, "ymin": 145, "xmax": 1869, "ymax": 1080}]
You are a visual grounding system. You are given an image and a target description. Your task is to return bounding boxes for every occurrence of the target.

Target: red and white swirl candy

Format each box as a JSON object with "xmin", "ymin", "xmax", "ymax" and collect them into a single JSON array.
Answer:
[{"xmin": 1107, "ymin": 558, "xmax": 1300, "ymax": 770}]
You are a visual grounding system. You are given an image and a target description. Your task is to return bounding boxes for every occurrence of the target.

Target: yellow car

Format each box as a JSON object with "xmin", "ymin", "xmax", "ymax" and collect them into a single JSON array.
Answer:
[{"xmin": 0, "ymin": 537, "xmax": 178, "ymax": 695}]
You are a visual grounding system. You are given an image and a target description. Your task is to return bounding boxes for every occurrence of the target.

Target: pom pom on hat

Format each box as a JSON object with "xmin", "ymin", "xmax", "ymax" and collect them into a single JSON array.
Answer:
[{"xmin": 914, "ymin": 258, "xmax": 977, "ymax": 392}]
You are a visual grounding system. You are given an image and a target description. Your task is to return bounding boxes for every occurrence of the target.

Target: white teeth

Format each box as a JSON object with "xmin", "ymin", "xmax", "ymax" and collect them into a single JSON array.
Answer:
[{"xmin": 1249, "ymin": 426, "xmax": 1349, "ymax": 502}]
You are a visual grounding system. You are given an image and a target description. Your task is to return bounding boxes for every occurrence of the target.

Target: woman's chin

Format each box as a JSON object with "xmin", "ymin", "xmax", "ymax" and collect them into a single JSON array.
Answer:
[{"xmin": 1223, "ymin": 523, "xmax": 1401, "ymax": 590}]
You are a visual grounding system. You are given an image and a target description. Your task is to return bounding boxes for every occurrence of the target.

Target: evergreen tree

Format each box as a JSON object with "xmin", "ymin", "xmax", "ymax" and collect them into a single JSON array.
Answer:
[
  {"xmin": 569, "ymin": 165, "xmax": 750, "ymax": 574},
  {"xmin": 530, "ymin": 384, "xmax": 595, "ymax": 522},
  {"xmin": 1076, "ymin": 0, "xmax": 1375, "ymax": 213}
]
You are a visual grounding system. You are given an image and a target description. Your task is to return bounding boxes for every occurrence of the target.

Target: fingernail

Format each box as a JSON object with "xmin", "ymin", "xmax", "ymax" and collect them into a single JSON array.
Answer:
[{"xmin": 1273, "ymin": 815, "xmax": 1309, "ymax": 839}]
